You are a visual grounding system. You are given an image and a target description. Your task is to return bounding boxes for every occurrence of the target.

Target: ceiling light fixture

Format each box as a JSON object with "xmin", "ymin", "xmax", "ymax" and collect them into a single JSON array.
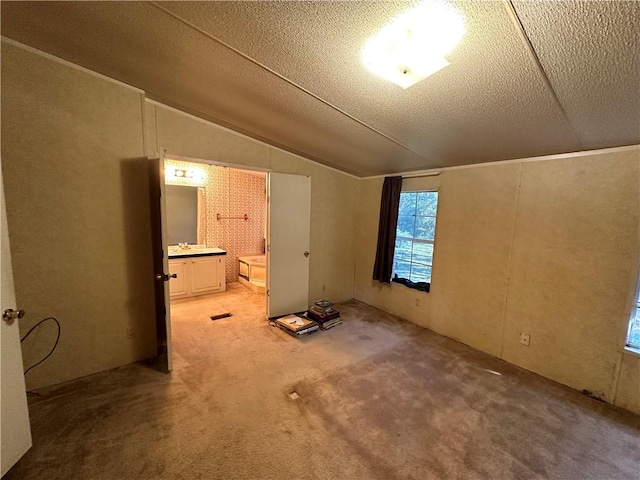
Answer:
[{"xmin": 362, "ymin": 0, "xmax": 465, "ymax": 89}]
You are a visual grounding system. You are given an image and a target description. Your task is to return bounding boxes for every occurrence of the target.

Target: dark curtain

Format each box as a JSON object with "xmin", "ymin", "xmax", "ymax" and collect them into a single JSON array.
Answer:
[{"xmin": 372, "ymin": 176, "xmax": 402, "ymax": 283}]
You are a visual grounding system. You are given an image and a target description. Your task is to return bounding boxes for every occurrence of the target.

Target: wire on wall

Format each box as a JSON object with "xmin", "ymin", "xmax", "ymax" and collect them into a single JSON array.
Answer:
[{"xmin": 20, "ymin": 317, "xmax": 61, "ymax": 376}]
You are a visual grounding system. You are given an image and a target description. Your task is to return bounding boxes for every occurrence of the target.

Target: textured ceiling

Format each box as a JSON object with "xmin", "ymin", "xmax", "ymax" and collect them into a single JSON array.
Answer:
[{"xmin": 1, "ymin": 1, "xmax": 638, "ymax": 177}]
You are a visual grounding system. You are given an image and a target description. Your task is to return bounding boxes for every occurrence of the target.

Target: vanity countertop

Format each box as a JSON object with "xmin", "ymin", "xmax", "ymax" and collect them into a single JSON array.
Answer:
[{"xmin": 168, "ymin": 247, "xmax": 227, "ymax": 258}]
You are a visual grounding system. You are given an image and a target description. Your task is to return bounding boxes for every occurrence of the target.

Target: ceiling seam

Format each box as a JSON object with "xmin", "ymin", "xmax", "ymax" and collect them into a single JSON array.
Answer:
[
  {"xmin": 148, "ymin": 1, "xmax": 435, "ymax": 164},
  {"xmin": 145, "ymin": 96, "xmax": 365, "ymax": 178},
  {"xmin": 363, "ymin": 145, "xmax": 640, "ymax": 180},
  {"xmin": 504, "ymin": 0, "xmax": 584, "ymax": 150}
]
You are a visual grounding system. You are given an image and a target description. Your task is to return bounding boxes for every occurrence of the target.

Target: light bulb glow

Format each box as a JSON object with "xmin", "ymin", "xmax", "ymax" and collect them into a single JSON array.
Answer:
[
  {"xmin": 165, "ymin": 165, "xmax": 207, "ymax": 185},
  {"xmin": 363, "ymin": 0, "xmax": 465, "ymax": 88}
]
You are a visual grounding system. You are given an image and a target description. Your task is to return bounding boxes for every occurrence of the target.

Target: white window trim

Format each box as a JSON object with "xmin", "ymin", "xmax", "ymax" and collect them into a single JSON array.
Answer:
[
  {"xmin": 624, "ymin": 345, "xmax": 640, "ymax": 358},
  {"xmin": 623, "ymin": 266, "xmax": 640, "ymax": 353}
]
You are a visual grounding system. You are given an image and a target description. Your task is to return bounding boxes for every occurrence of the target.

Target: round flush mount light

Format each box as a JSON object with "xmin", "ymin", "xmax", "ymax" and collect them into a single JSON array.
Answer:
[{"xmin": 363, "ymin": 0, "xmax": 465, "ymax": 89}]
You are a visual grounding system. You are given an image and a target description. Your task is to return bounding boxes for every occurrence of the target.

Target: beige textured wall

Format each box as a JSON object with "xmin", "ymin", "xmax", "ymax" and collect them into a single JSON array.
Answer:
[
  {"xmin": 355, "ymin": 148, "xmax": 640, "ymax": 414},
  {"xmin": 146, "ymin": 104, "xmax": 359, "ymax": 303},
  {"xmin": 430, "ymin": 165, "xmax": 521, "ymax": 358},
  {"xmin": 2, "ymin": 43, "xmax": 359, "ymax": 390},
  {"xmin": 5, "ymin": 40, "xmax": 637, "ymax": 417},
  {"xmin": 1, "ymin": 43, "xmax": 157, "ymax": 390}
]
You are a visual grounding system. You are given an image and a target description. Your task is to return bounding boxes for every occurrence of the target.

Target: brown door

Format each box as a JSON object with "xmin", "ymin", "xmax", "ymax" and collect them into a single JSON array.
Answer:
[{"xmin": 148, "ymin": 157, "xmax": 173, "ymax": 372}]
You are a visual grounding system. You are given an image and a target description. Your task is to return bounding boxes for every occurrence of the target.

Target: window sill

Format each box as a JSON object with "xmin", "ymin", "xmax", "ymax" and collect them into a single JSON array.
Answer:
[
  {"xmin": 392, "ymin": 276, "xmax": 430, "ymax": 293},
  {"xmin": 623, "ymin": 346, "xmax": 640, "ymax": 358}
]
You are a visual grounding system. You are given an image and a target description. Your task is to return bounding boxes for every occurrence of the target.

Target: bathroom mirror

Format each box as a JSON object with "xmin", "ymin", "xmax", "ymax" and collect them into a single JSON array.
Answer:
[{"xmin": 165, "ymin": 185, "xmax": 202, "ymax": 245}]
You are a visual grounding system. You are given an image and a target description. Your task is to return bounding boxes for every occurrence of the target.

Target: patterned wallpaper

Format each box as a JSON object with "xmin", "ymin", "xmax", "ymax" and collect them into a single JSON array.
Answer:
[{"xmin": 165, "ymin": 160, "xmax": 266, "ymax": 283}]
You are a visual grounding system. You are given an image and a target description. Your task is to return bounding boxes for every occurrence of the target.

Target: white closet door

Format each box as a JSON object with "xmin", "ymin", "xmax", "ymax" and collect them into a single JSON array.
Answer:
[
  {"xmin": 267, "ymin": 173, "xmax": 311, "ymax": 318},
  {"xmin": 1, "ymin": 174, "xmax": 32, "ymax": 476}
]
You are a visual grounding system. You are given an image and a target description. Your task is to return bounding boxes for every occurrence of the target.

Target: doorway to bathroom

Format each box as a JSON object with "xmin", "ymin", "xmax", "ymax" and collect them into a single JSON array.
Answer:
[
  {"xmin": 164, "ymin": 158, "xmax": 268, "ymax": 321},
  {"xmin": 150, "ymin": 154, "xmax": 311, "ymax": 372}
]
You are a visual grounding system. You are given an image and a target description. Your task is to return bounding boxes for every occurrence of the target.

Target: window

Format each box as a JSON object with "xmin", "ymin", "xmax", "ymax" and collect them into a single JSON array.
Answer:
[
  {"xmin": 392, "ymin": 191, "xmax": 438, "ymax": 286},
  {"xmin": 627, "ymin": 275, "xmax": 640, "ymax": 350}
]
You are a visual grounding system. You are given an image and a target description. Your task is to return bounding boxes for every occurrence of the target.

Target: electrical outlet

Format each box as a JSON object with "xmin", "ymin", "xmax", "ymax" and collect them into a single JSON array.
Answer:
[
  {"xmin": 415, "ymin": 298, "xmax": 421, "ymax": 307},
  {"xmin": 126, "ymin": 327, "xmax": 134, "ymax": 339},
  {"xmin": 520, "ymin": 333, "xmax": 530, "ymax": 346},
  {"xmin": 322, "ymin": 284, "xmax": 326, "ymax": 292}
]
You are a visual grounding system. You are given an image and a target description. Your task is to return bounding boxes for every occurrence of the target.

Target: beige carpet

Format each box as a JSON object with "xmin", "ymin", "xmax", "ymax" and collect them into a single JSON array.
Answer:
[{"xmin": 6, "ymin": 283, "xmax": 640, "ymax": 479}]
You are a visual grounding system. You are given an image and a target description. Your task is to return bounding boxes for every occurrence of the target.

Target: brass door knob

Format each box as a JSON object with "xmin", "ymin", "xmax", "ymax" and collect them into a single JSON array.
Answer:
[
  {"xmin": 3, "ymin": 309, "xmax": 26, "ymax": 322},
  {"xmin": 155, "ymin": 273, "xmax": 178, "ymax": 281}
]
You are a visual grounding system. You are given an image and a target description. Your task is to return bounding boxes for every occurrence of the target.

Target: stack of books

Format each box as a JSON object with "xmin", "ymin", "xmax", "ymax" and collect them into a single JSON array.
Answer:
[
  {"xmin": 274, "ymin": 314, "xmax": 319, "ymax": 337},
  {"xmin": 306, "ymin": 300, "xmax": 342, "ymax": 330}
]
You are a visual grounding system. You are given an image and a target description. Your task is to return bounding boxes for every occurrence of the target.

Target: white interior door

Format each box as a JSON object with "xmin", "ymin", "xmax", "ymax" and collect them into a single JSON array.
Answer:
[
  {"xmin": 267, "ymin": 173, "xmax": 311, "ymax": 318},
  {"xmin": 1, "ymin": 173, "xmax": 32, "ymax": 475}
]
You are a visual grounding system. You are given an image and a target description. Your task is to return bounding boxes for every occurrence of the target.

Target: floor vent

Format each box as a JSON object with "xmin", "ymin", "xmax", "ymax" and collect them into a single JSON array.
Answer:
[{"xmin": 210, "ymin": 313, "xmax": 232, "ymax": 321}]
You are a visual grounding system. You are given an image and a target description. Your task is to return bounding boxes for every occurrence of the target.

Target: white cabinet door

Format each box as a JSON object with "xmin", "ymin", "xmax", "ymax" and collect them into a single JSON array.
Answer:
[
  {"xmin": 168, "ymin": 259, "xmax": 189, "ymax": 298},
  {"xmin": 191, "ymin": 257, "xmax": 221, "ymax": 295},
  {"xmin": 168, "ymin": 255, "xmax": 226, "ymax": 298}
]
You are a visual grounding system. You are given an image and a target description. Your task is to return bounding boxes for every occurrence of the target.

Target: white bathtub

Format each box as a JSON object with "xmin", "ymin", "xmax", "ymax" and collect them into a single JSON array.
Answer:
[{"xmin": 238, "ymin": 255, "xmax": 266, "ymax": 294}]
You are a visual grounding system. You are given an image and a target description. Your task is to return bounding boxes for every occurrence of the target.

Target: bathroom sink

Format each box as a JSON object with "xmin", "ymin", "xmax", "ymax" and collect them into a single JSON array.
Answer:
[
  {"xmin": 169, "ymin": 247, "xmax": 226, "ymax": 257},
  {"xmin": 169, "ymin": 245, "xmax": 205, "ymax": 254},
  {"xmin": 170, "ymin": 248, "xmax": 204, "ymax": 254}
]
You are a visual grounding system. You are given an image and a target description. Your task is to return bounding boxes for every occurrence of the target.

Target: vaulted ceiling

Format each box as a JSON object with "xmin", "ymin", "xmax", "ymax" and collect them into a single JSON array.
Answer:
[{"xmin": 2, "ymin": 1, "xmax": 638, "ymax": 177}]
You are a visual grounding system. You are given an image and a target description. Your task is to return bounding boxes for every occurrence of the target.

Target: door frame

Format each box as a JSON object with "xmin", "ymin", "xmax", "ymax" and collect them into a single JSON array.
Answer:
[
  {"xmin": 155, "ymin": 152, "xmax": 271, "ymax": 366},
  {"xmin": 165, "ymin": 154, "xmax": 271, "ymax": 175}
]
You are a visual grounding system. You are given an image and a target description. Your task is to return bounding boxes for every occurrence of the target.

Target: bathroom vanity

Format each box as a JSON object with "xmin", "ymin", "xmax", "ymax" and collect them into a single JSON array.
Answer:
[{"xmin": 168, "ymin": 247, "xmax": 227, "ymax": 299}]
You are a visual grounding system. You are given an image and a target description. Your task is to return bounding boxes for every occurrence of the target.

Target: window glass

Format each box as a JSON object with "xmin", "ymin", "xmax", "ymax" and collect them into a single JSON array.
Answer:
[
  {"xmin": 393, "ymin": 191, "xmax": 438, "ymax": 284},
  {"xmin": 399, "ymin": 192, "xmax": 417, "ymax": 216},
  {"xmin": 412, "ymin": 242, "xmax": 434, "ymax": 266},
  {"xmin": 394, "ymin": 239, "xmax": 413, "ymax": 263},
  {"xmin": 397, "ymin": 215, "xmax": 416, "ymax": 238},
  {"xmin": 417, "ymin": 191, "xmax": 438, "ymax": 216},
  {"xmin": 627, "ymin": 301, "xmax": 640, "ymax": 349},
  {"xmin": 415, "ymin": 216, "xmax": 436, "ymax": 241}
]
